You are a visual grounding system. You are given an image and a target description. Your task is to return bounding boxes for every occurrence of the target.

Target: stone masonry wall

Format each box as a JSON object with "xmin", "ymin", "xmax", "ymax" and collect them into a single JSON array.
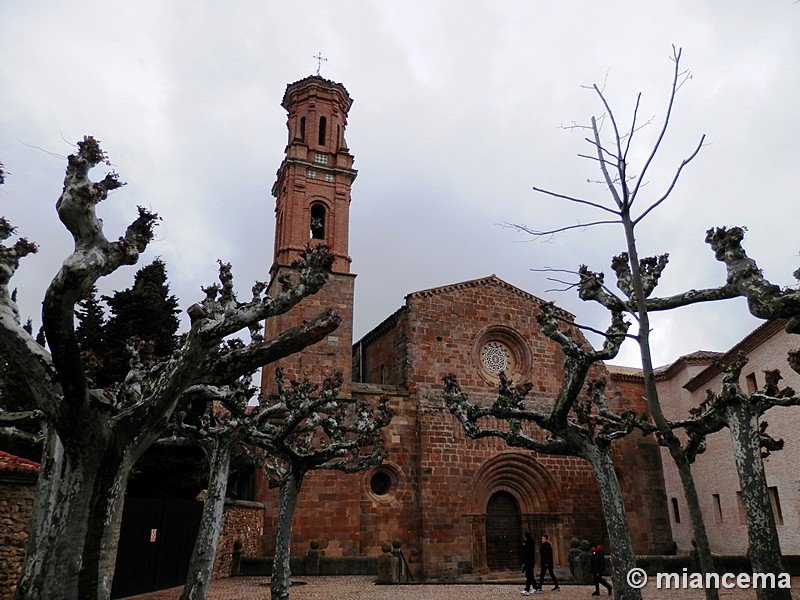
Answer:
[
  {"xmin": 0, "ymin": 480, "xmax": 36, "ymax": 600},
  {"xmin": 213, "ymin": 501, "xmax": 265, "ymax": 579},
  {"xmin": 262, "ymin": 271, "xmax": 356, "ymax": 398}
]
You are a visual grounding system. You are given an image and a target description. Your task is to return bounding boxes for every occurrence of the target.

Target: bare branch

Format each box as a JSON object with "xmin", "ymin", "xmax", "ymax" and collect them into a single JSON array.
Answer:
[
  {"xmin": 633, "ymin": 133, "xmax": 706, "ymax": 225},
  {"xmin": 530, "ymin": 185, "xmax": 620, "ymax": 215},
  {"xmin": 506, "ymin": 219, "xmax": 621, "ymax": 238}
]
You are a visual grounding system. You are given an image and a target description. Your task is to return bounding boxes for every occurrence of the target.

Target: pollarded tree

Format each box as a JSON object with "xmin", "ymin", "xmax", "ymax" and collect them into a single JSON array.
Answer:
[
  {"xmin": 670, "ymin": 356, "xmax": 797, "ymax": 596},
  {"xmin": 445, "ymin": 304, "xmax": 650, "ymax": 600},
  {"xmin": 162, "ymin": 377, "xmax": 259, "ymax": 600},
  {"xmin": 250, "ymin": 368, "xmax": 392, "ymax": 600},
  {"xmin": 0, "ymin": 137, "xmax": 341, "ymax": 600}
]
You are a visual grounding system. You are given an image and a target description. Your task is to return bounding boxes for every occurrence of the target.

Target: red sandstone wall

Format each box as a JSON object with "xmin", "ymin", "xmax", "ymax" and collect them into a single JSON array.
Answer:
[
  {"xmin": 608, "ymin": 374, "xmax": 673, "ymax": 554},
  {"xmin": 262, "ymin": 271, "xmax": 355, "ymax": 397},
  {"xmin": 260, "ymin": 277, "xmax": 671, "ymax": 580},
  {"xmin": 258, "ymin": 389, "xmax": 418, "ymax": 563},
  {"xmin": 357, "ymin": 313, "xmax": 407, "ymax": 386}
]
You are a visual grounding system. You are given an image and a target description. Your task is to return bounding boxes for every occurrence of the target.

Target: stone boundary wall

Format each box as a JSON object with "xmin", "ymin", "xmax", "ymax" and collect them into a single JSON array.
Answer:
[
  {"xmin": 0, "ymin": 476, "xmax": 37, "ymax": 600},
  {"xmin": 212, "ymin": 500, "xmax": 264, "ymax": 579}
]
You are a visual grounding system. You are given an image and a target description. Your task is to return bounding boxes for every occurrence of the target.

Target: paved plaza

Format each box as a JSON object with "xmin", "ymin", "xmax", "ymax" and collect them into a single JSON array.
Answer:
[{"xmin": 120, "ymin": 575, "xmax": 798, "ymax": 599}]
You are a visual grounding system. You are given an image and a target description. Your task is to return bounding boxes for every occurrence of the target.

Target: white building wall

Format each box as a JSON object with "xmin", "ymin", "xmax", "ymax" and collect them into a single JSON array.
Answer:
[{"xmin": 656, "ymin": 322, "xmax": 800, "ymax": 555}]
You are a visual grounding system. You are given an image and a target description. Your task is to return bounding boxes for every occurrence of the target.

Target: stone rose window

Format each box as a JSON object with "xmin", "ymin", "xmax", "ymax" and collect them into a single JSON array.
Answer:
[
  {"xmin": 473, "ymin": 326, "xmax": 531, "ymax": 384},
  {"xmin": 481, "ymin": 341, "xmax": 513, "ymax": 374}
]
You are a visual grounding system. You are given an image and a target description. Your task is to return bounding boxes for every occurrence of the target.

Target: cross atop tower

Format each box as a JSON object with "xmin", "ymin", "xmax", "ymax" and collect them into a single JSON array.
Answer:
[{"xmin": 313, "ymin": 52, "xmax": 327, "ymax": 76}]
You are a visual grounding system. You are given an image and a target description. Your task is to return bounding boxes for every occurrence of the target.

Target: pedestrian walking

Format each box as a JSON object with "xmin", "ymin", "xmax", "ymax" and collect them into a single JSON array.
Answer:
[{"xmin": 538, "ymin": 534, "xmax": 560, "ymax": 592}]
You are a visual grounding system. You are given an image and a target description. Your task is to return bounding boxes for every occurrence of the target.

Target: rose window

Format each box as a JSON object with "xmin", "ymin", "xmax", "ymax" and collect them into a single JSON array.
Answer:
[
  {"xmin": 473, "ymin": 326, "xmax": 530, "ymax": 384},
  {"xmin": 482, "ymin": 342, "xmax": 511, "ymax": 373}
]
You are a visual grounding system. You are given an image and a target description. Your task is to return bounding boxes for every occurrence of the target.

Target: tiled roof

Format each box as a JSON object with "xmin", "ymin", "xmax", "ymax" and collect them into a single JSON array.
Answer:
[{"xmin": 0, "ymin": 450, "xmax": 40, "ymax": 475}]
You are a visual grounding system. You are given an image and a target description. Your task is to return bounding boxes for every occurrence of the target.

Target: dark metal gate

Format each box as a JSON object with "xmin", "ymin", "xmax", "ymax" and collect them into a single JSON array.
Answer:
[
  {"xmin": 111, "ymin": 497, "xmax": 203, "ymax": 598},
  {"xmin": 485, "ymin": 490, "xmax": 521, "ymax": 571}
]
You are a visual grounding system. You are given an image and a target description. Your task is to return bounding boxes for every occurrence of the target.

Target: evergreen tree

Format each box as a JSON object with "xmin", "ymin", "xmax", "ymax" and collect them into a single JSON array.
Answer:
[
  {"xmin": 75, "ymin": 287, "xmax": 108, "ymax": 386},
  {"xmin": 102, "ymin": 259, "xmax": 180, "ymax": 386}
]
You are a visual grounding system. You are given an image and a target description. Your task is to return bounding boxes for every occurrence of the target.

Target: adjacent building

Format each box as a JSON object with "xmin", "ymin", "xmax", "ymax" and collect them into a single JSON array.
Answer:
[{"xmin": 650, "ymin": 319, "xmax": 800, "ymax": 555}]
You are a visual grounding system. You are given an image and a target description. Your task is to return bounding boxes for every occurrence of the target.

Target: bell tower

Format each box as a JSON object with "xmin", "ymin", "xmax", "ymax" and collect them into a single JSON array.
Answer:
[{"xmin": 262, "ymin": 75, "xmax": 358, "ymax": 397}]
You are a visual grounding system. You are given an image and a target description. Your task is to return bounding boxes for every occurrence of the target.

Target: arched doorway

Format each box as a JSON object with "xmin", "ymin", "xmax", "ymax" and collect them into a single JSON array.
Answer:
[
  {"xmin": 467, "ymin": 453, "xmax": 567, "ymax": 573},
  {"xmin": 486, "ymin": 490, "xmax": 521, "ymax": 571}
]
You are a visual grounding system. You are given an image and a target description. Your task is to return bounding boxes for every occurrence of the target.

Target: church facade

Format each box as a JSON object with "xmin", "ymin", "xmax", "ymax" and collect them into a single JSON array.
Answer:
[{"xmin": 255, "ymin": 74, "xmax": 673, "ymax": 580}]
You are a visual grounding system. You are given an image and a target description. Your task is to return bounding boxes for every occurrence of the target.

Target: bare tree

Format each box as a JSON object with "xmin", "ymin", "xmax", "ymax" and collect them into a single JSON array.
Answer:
[
  {"xmin": 250, "ymin": 369, "xmax": 392, "ymax": 600},
  {"xmin": 0, "ymin": 137, "xmax": 340, "ymax": 600},
  {"xmin": 513, "ymin": 47, "xmax": 799, "ymax": 600},
  {"xmin": 502, "ymin": 46, "xmax": 720, "ymax": 598},
  {"xmin": 445, "ymin": 304, "xmax": 650, "ymax": 600}
]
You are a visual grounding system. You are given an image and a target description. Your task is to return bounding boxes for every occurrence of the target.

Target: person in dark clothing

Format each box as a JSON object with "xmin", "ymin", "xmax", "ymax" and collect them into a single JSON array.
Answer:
[
  {"xmin": 538, "ymin": 534, "xmax": 560, "ymax": 591},
  {"xmin": 520, "ymin": 531, "xmax": 540, "ymax": 595},
  {"xmin": 590, "ymin": 543, "xmax": 613, "ymax": 596}
]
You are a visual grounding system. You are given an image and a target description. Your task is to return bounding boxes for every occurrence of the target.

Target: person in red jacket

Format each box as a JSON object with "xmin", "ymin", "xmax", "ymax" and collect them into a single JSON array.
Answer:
[{"xmin": 590, "ymin": 543, "xmax": 613, "ymax": 596}]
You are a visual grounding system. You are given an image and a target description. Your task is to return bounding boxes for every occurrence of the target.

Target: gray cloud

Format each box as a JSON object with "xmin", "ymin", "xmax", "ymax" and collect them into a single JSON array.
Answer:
[{"xmin": 1, "ymin": 1, "xmax": 797, "ymax": 369}]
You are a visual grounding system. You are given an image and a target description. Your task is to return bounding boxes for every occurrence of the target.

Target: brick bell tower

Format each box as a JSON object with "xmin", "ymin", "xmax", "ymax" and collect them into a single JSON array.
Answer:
[{"xmin": 261, "ymin": 75, "xmax": 358, "ymax": 398}]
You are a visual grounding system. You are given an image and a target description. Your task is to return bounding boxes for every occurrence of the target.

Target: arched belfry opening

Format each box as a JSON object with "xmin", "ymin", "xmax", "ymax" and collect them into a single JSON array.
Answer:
[
  {"xmin": 467, "ymin": 453, "xmax": 567, "ymax": 573},
  {"xmin": 310, "ymin": 203, "xmax": 326, "ymax": 239}
]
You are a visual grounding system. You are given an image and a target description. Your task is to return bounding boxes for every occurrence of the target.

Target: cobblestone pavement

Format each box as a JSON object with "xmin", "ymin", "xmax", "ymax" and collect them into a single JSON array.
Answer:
[{"xmin": 119, "ymin": 575, "xmax": 798, "ymax": 599}]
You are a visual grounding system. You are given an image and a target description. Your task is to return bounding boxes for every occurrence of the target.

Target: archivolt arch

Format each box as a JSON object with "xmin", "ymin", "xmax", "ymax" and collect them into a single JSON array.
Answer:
[{"xmin": 467, "ymin": 452, "xmax": 561, "ymax": 515}]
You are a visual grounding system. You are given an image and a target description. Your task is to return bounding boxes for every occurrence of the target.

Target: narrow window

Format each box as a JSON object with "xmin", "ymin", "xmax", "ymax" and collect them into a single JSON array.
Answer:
[
  {"xmin": 310, "ymin": 203, "xmax": 326, "ymax": 239},
  {"xmin": 318, "ymin": 116, "xmax": 327, "ymax": 145},
  {"xmin": 671, "ymin": 497, "xmax": 681, "ymax": 524},
  {"xmin": 768, "ymin": 486, "xmax": 784, "ymax": 525},
  {"xmin": 380, "ymin": 364, "xmax": 386, "ymax": 384},
  {"xmin": 745, "ymin": 372, "xmax": 757, "ymax": 393},
  {"xmin": 299, "ymin": 116, "xmax": 306, "ymax": 142},
  {"xmin": 736, "ymin": 492, "xmax": 746, "ymax": 524},
  {"xmin": 712, "ymin": 494, "xmax": 723, "ymax": 523}
]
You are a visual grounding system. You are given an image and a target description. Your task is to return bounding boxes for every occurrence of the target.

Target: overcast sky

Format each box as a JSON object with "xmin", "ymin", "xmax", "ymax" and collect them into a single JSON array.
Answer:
[{"xmin": 1, "ymin": 1, "xmax": 798, "ymax": 369}]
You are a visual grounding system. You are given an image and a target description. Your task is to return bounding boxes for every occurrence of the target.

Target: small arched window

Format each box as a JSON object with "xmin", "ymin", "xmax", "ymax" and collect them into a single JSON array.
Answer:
[
  {"xmin": 310, "ymin": 203, "xmax": 326, "ymax": 239},
  {"xmin": 318, "ymin": 116, "xmax": 327, "ymax": 146},
  {"xmin": 299, "ymin": 116, "xmax": 306, "ymax": 142},
  {"xmin": 671, "ymin": 497, "xmax": 681, "ymax": 523}
]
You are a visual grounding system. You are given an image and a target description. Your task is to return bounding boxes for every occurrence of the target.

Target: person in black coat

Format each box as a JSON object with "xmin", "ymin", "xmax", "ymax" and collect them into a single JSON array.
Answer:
[
  {"xmin": 590, "ymin": 543, "xmax": 613, "ymax": 595},
  {"xmin": 538, "ymin": 534, "xmax": 560, "ymax": 591},
  {"xmin": 520, "ymin": 531, "xmax": 539, "ymax": 595}
]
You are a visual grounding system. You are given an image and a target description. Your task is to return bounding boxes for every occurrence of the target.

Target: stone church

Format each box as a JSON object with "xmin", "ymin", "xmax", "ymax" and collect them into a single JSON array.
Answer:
[{"xmin": 254, "ymin": 74, "xmax": 673, "ymax": 580}]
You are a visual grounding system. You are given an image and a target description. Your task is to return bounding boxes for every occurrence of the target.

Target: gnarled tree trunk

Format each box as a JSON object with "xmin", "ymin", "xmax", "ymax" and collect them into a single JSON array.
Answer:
[
  {"xmin": 725, "ymin": 403, "xmax": 790, "ymax": 600},
  {"xmin": 271, "ymin": 470, "xmax": 304, "ymax": 600},
  {"xmin": 18, "ymin": 431, "xmax": 132, "ymax": 600},
  {"xmin": 181, "ymin": 437, "xmax": 235, "ymax": 600},
  {"xmin": 580, "ymin": 443, "xmax": 637, "ymax": 600}
]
